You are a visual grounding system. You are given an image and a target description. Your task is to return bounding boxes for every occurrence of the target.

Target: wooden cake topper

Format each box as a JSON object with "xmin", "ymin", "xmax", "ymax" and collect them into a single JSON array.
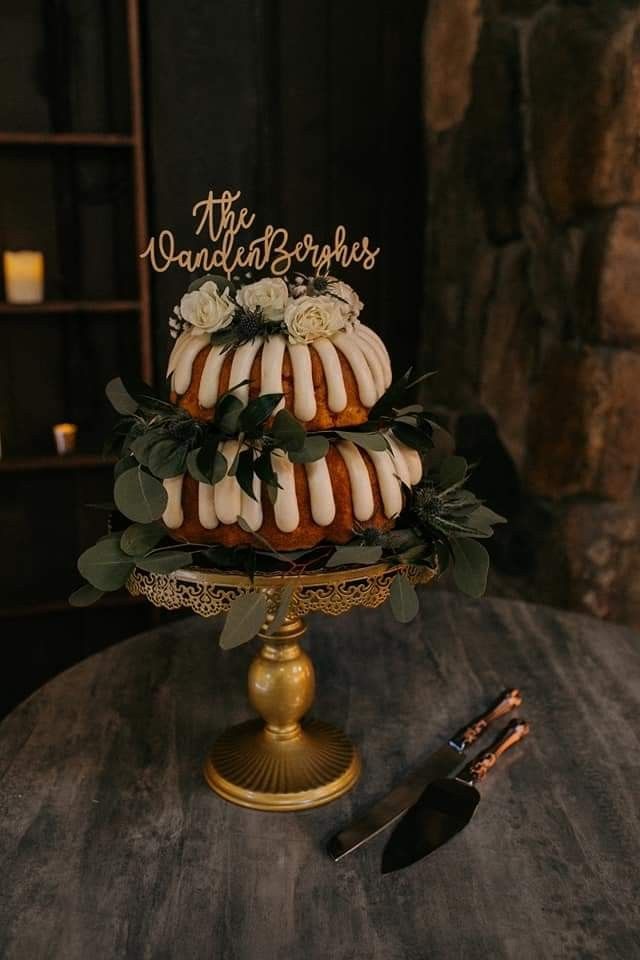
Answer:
[{"xmin": 141, "ymin": 189, "xmax": 380, "ymax": 278}]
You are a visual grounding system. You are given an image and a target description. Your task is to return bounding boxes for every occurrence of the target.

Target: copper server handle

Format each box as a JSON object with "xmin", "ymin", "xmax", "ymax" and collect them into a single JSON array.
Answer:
[
  {"xmin": 457, "ymin": 718, "xmax": 530, "ymax": 784},
  {"xmin": 448, "ymin": 688, "xmax": 523, "ymax": 753}
]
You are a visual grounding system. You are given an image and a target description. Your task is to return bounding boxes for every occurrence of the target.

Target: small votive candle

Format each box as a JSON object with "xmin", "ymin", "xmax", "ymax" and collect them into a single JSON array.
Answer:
[
  {"xmin": 53, "ymin": 422, "xmax": 78, "ymax": 456},
  {"xmin": 3, "ymin": 250, "xmax": 45, "ymax": 304}
]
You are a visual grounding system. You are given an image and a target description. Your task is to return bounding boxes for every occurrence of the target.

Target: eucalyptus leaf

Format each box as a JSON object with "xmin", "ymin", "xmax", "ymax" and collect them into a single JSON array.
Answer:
[
  {"xmin": 240, "ymin": 394, "xmax": 283, "ymax": 434},
  {"xmin": 450, "ymin": 537, "xmax": 489, "ymax": 598},
  {"xmin": 254, "ymin": 451, "xmax": 281, "ymax": 489},
  {"xmin": 114, "ymin": 466, "xmax": 168, "ymax": 523},
  {"xmin": 105, "ymin": 377, "xmax": 138, "ymax": 415},
  {"xmin": 236, "ymin": 449, "xmax": 257, "ymax": 500},
  {"xmin": 368, "ymin": 368, "xmax": 413, "ymax": 421},
  {"xmin": 288, "ymin": 435, "xmax": 330, "ymax": 463},
  {"xmin": 439, "ymin": 456, "xmax": 469, "ymax": 488},
  {"xmin": 69, "ymin": 583, "xmax": 104, "ymax": 607},
  {"xmin": 187, "ymin": 448, "xmax": 212, "ymax": 484},
  {"xmin": 271, "ymin": 409, "xmax": 305, "ymax": 451},
  {"xmin": 114, "ymin": 454, "xmax": 137, "ymax": 479},
  {"xmin": 136, "ymin": 550, "xmax": 193, "ymax": 575},
  {"xmin": 78, "ymin": 538, "xmax": 135, "ymax": 591},
  {"xmin": 215, "ymin": 393, "xmax": 244, "ymax": 434},
  {"xmin": 219, "ymin": 591, "xmax": 269, "ymax": 650},
  {"xmin": 147, "ymin": 439, "xmax": 188, "ymax": 479},
  {"xmin": 389, "ymin": 573, "xmax": 419, "ymax": 623},
  {"xmin": 266, "ymin": 582, "xmax": 296, "ymax": 635},
  {"xmin": 335, "ymin": 431, "xmax": 389, "ymax": 452},
  {"xmin": 120, "ymin": 522, "xmax": 166, "ymax": 557},
  {"xmin": 468, "ymin": 504, "xmax": 507, "ymax": 530},
  {"xmin": 391, "ymin": 421, "xmax": 433, "ymax": 454},
  {"xmin": 326, "ymin": 545, "xmax": 383, "ymax": 568}
]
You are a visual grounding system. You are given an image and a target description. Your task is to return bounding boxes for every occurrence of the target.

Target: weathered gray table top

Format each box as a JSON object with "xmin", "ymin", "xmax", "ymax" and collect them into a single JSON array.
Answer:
[{"xmin": 1, "ymin": 590, "xmax": 639, "ymax": 960}]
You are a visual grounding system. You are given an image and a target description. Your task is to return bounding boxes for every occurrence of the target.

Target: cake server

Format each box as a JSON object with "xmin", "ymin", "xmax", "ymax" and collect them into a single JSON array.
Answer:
[
  {"xmin": 381, "ymin": 717, "xmax": 530, "ymax": 874},
  {"xmin": 327, "ymin": 688, "xmax": 522, "ymax": 862}
]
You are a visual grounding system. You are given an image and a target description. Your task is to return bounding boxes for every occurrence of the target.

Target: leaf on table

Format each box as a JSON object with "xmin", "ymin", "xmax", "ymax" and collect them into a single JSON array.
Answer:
[
  {"xmin": 219, "ymin": 591, "xmax": 269, "ymax": 649},
  {"xmin": 389, "ymin": 573, "xmax": 419, "ymax": 623}
]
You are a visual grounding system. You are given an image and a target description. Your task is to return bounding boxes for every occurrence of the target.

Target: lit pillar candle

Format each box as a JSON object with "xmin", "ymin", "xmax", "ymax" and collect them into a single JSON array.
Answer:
[
  {"xmin": 53, "ymin": 422, "xmax": 78, "ymax": 455},
  {"xmin": 3, "ymin": 250, "xmax": 45, "ymax": 304}
]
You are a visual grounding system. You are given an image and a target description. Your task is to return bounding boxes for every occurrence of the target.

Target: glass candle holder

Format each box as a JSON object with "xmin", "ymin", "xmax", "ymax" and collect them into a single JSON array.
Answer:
[
  {"xmin": 3, "ymin": 250, "xmax": 45, "ymax": 304},
  {"xmin": 53, "ymin": 423, "xmax": 78, "ymax": 456}
]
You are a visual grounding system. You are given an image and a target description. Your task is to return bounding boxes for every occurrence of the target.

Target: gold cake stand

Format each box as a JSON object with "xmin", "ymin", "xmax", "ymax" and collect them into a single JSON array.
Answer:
[{"xmin": 127, "ymin": 562, "xmax": 436, "ymax": 812}]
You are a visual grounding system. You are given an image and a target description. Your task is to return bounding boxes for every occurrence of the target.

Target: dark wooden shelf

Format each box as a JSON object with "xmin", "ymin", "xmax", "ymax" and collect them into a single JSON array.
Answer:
[
  {"xmin": 0, "ymin": 454, "xmax": 116, "ymax": 473},
  {"xmin": 0, "ymin": 132, "xmax": 134, "ymax": 147},
  {"xmin": 0, "ymin": 593, "xmax": 145, "ymax": 619},
  {"xmin": 0, "ymin": 300, "xmax": 140, "ymax": 315}
]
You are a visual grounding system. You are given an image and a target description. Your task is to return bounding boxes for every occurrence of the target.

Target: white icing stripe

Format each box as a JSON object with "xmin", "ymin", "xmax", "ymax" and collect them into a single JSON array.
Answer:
[
  {"xmin": 336, "ymin": 441, "xmax": 375, "ymax": 521},
  {"xmin": 311, "ymin": 338, "xmax": 348, "ymax": 412},
  {"xmin": 260, "ymin": 336, "xmax": 287, "ymax": 414},
  {"xmin": 387, "ymin": 434, "xmax": 412, "ymax": 487},
  {"xmin": 304, "ymin": 457, "xmax": 336, "ymax": 526},
  {"xmin": 198, "ymin": 345, "xmax": 227, "ymax": 408},
  {"xmin": 354, "ymin": 329, "xmax": 386, "ymax": 395},
  {"xmin": 214, "ymin": 441, "xmax": 242, "ymax": 523},
  {"xmin": 392, "ymin": 436, "xmax": 423, "ymax": 485},
  {"xmin": 239, "ymin": 469, "xmax": 263, "ymax": 531},
  {"xmin": 368, "ymin": 449, "xmax": 403, "ymax": 518},
  {"xmin": 173, "ymin": 334, "xmax": 211, "ymax": 395},
  {"xmin": 198, "ymin": 481, "xmax": 219, "ymax": 529},
  {"xmin": 358, "ymin": 325, "xmax": 392, "ymax": 388},
  {"xmin": 287, "ymin": 343, "xmax": 316, "ymax": 421},
  {"xmin": 270, "ymin": 451, "xmax": 299, "ymax": 532},
  {"xmin": 333, "ymin": 332, "xmax": 378, "ymax": 407},
  {"xmin": 162, "ymin": 475, "xmax": 185, "ymax": 529},
  {"xmin": 167, "ymin": 330, "xmax": 192, "ymax": 377},
  {"xmin": 228, "ymin": 339, "xmax": 263, "ymax": 405}
]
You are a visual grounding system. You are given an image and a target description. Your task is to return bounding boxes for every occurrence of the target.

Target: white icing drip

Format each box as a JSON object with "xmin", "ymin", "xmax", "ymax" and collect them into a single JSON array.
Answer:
[
  {"xmin": 305, "ymin": 457, "xmax": 336, "ymax": 526},
  {"xmin": 239, "ymin": 468, "xmax": 263, "ymax": 531},
  {"xmin": 312, "ymin": 338, "xmax": 348, "ymax": 412},
  {"xmin": 167, "ymin": 330, "xmax": 192, "ymax": 377},
  {"xmin": 336, "ymin": 441, "xmax": 375, "ymax": 521},
  {"xmin": 270, "ymin": 450, "xmax": 299, "ymax": 531},
  {"xmin": 173, "ymin": 334, "xmax": 211, "ymax": 395},
  {"xmin": 198, "ymin": 481, "xmax": 219, "ymax": 529},
  {"xmin": 358, "ymin": 325, "xmax": 392, "ymax": 388},
  {"xmin": 333, "ymin": 332, "xmax": 378, "ymax": 407},
  {"xmin": 354, "ymin": 329, "xmax": 386, "ymax": 395},
  {"xmin": 387, "ymin": 434, "xmax": 412, "ymax": 487},
  {"xmin": 260, "ymin": 336, "xmax": 286, "ymax": 413},
  {"xmin": 228, "ymin": 339, "xmax": 263, "ymax": 404},
  {"xmin": 198, "ymin": 344, "xmax": 227, "ymax": 408},
  {"xmin": 368, "ymin": 449, "xmax": 404, "ymax": 518},
  {"xmin": 162, "ymin": 475, "xmax": 185, "ymax": 529},
  {"xmin": 287, "ymin": 343, "xmax": 316, "ymax": 421},
  {"xmin": 391, "ymin": 436, "xmax": 423, "ymax": 485},
  {"xmin": 214, "ymin": 441, "xmax": 242, "ymax": 524}
]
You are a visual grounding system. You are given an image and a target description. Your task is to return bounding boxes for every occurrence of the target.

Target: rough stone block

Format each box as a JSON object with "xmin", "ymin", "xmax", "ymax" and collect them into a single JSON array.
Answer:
[
  {"xmin": 423, "ymin": 0, "xmax": 483, "ymax": 132},
  {"xmin": 579, "ymin": 205, "xmax": 640, "ymax": 346},
  {"xmin": 529, "ymin": 5, "xmax": 640, "ymax": 222},
  {"xmin": 526, "ymin": 344, "xmax": 640, "ymax": 500}
]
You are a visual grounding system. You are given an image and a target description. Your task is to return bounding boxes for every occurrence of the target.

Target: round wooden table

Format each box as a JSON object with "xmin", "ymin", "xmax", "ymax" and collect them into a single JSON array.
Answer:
[{"xmin": 1, "ymin": 590, "xmax": 638, "ymax": 960}]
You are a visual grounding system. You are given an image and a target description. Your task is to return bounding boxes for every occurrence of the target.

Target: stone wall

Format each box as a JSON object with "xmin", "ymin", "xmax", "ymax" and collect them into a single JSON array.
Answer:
[{"xmin": 420, "ymin": 0, "xmax": 640, "ymax": 625}]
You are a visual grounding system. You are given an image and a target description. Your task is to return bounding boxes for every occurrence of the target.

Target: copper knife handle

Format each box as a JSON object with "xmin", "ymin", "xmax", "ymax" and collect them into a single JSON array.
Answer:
[
  {"xmin": 457, "ymin": 718, "xmax": 530, "ymax": 784},
  {"xmin": 448, "ymin": 688, "xmax": 522, "ymax": 752}
]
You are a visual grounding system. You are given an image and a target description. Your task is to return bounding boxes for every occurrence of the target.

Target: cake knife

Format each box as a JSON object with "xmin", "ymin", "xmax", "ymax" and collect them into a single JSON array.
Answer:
[{"xmin": 327, "ymin": 688, "xmax": 522, "ymax": 862}]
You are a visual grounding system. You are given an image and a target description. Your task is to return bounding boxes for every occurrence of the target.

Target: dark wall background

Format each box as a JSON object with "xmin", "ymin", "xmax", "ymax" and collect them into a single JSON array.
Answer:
[{"xmin": 143, "ymin": 0, "xmax": 426, "ymax": 383}]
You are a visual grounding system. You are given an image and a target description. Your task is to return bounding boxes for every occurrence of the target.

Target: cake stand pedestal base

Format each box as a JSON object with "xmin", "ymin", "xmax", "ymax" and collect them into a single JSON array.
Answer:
[{"xmin": 203, "ymin": 615, "xmax": 360, "ymax": 811}]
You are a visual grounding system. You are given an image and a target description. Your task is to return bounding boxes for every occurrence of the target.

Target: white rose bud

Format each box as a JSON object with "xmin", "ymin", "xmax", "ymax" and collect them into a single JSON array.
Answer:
[
  {"xmin": 328, "ymin": 280, "xmax": 364, "ymax": 322},
  {"xmin": 179, "ymin": 280, "xmax": 235, "ymax": 334},
  {"xmin": 236, "ymin": 277, "xmax": 289, "ymax": 322},
  {"xmin": 283, "ymin": 295, "xmax": 347, "ymax": 345}
]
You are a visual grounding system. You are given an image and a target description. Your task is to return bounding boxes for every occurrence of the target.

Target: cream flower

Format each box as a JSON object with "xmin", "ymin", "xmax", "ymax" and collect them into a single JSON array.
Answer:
[
  {"xmin": 328, "ymin": 280, "xmax": 364, "ymax": 322},
  {"xmin": 283, "ymin": 295, "xmax": 347, "ymax": 345},
  {"xmin": 236, "ymin": 277, "xmax": 289, "ymax": 322},
  {"xmin": 180, "ymin": 280, "xmax": 235, "ymax": 334}
]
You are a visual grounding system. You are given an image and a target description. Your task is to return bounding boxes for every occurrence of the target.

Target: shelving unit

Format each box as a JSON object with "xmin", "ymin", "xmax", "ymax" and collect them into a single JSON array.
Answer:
[{"xmin": 0, "ymin": 0, "xmax": 153, "ymax": 628}]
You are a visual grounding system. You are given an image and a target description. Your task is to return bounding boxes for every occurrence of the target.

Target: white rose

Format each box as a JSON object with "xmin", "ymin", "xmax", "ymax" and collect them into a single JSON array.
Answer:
[
  {"xmin": 180, "ymin": 280, "xmax": 235, "ymax": 334},
  {"xmin": 283, "ymin": 295, "xmax": 347, "ymax": 345},
  {"xmin": 236, "ymin": 277, "xmax": 289, "ymax": 322},
  {"xmin": 328, "ymin": 280, "xmax": 363, "ymax": 322}
]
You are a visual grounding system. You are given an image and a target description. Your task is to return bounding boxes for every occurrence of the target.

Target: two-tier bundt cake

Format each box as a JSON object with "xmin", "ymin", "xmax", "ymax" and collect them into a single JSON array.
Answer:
[{"xmin": 161, "ymin": 275, "xmax": 424, "ymax": 550}]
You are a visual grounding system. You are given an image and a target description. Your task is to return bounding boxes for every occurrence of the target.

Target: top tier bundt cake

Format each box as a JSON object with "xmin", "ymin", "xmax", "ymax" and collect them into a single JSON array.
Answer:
[{"xmin": 161, "ymin": 274, "xmax": 424, "ymax": 550}]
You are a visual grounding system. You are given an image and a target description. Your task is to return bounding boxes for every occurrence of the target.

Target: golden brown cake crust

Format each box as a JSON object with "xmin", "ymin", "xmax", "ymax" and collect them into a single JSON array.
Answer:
[
  {"xmin": 171, "ymin": 342, "xmax": 370, "ymax": 431},
  {"xmin": 168, "ymin": 445, "xmax": 396, "ymax": 550}
]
